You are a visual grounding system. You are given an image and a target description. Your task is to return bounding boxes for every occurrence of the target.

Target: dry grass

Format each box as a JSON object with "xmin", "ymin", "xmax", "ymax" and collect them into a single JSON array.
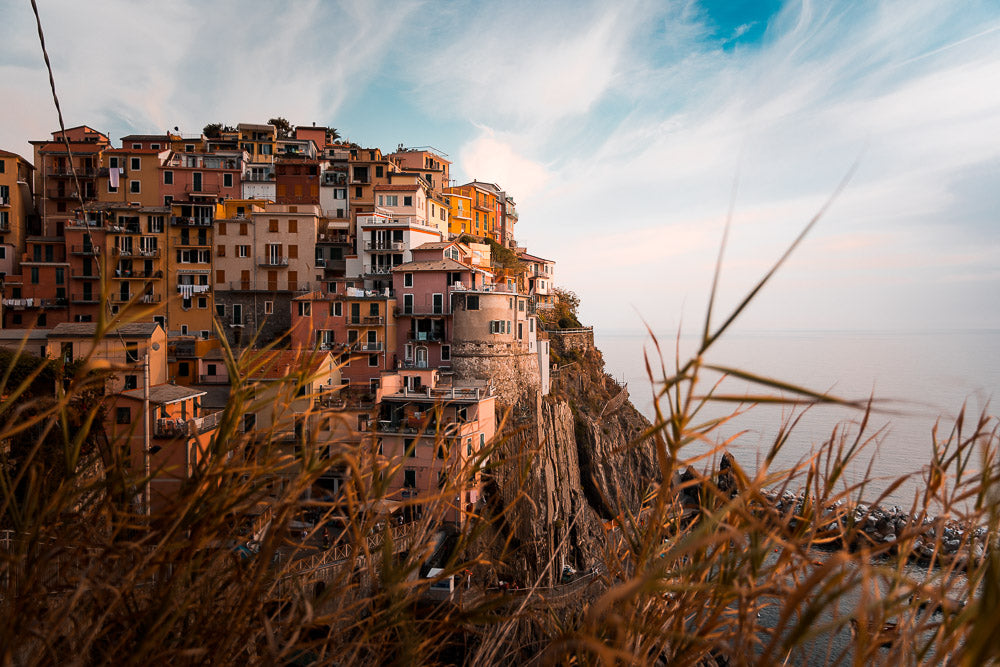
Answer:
[{"xmin": 2, "ymin": 203, "xmax": 999, "ymax": 666}]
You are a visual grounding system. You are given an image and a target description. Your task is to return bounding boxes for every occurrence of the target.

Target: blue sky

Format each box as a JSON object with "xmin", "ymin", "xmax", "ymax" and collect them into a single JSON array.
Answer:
[{"xmin": 2, "ymin": 0, "xmax": 999, "ymax": 333}]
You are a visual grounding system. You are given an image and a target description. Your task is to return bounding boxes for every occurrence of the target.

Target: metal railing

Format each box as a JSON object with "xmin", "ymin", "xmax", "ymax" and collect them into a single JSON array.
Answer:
[
  {"xmin": 346, "ymin": 316, "xmax": 385, "ymax": 326},
  {"xmin": 170, "ymin": 216, "xmax": 213, "ymax": 227},
  {"xmin": 258, "ymin": 256, "xmax": 289, "ymax": 267}
]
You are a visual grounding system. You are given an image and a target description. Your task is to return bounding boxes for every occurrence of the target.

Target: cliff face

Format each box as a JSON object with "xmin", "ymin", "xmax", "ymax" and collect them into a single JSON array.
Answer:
[{"xmin": 482, "ymin": 336, "xmax": 661, "ymax": 583}]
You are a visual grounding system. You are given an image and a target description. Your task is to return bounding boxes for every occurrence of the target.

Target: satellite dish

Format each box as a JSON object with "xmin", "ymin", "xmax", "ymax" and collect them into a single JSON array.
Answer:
[{"xmin": 152, "ymin": 343, "xmax": 161, "ymax": 351}]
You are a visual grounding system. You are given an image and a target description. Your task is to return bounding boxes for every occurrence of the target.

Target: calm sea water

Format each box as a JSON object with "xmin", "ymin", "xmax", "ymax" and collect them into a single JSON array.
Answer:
[{"xmin": 596, "ymin": 330, "xmax": 1000, "ymax": 506}]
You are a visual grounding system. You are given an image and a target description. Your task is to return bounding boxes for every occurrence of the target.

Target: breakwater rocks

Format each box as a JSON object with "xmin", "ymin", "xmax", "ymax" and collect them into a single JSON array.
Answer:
[{"xmin": 681, "ymin": 453, "xmax": 994, "ymax": 570}]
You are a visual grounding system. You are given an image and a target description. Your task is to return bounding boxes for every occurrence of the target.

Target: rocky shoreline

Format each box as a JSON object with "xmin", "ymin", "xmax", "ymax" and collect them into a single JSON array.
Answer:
[{"xmin": 679, "ymin": 453, "xmax": 994, "ymax": 570}]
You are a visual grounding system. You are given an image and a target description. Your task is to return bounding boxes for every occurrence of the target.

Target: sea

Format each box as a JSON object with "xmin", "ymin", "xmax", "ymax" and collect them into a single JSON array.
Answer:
[{"xmin": 596, "ymin": 329, "xmax": 1000, "ymax": 508}]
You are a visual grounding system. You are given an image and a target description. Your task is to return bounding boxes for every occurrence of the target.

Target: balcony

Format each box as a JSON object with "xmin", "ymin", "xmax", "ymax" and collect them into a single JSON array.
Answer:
[
  {"xmin": 408, "ymin": 331, "xmax": 445, "ymax": 342},
  {"xmin": 170, "ymin": 216, "xmax": 213, "ymax": 227},
  {"xmin": 47, "ymin": 168, "xmax": 97, "ymax": 177},
  {"xmin": 258, "ymin": 256, "xmax": 289, "ymax": 267},
  {"xmin": 176, "ymin": 237, "xmax": 210, "ymax": 247},
  {"xmin": 346, "ymin": 316, "xmax": 385, "ymax": 326},
  {"xmin": 356, "ymin": 342, "xmax": 384, "ymax": 352},
  {"xmin": 177, "ymin": 284, "xmax": 211, "ymax": 295},
  {"xmin": 198, "ymin": 373, "xmax": 229, "ymax": 384},
  {"xmin": 113, "ymin": 270, "xmax": 163, "ymax": 280},
  {"xmin": 113, "ymin": 246, "xmax": 159, "ymax": 258},
  {"xmin": 71, "ymin": 271, "xmax": 100, "ymax": 280},
  {"xmin": 69, "ymin": 245, "xmax": 100, "ymax": 256},
  {"xmin": 107, "ymin": 223, "xmax": 142, "ymax": 234},
  {"xmin": 0, "ymin": 196, "xmax": 10, "ymax": 207},
  {"xmin": 363, "ymin": 265, "xmax": 393, "ymax": 276},
  {"xmin": 363, "ymin": 240, "xmax": 404, "ymax": 251},
  {"xmin": 154, "ymin": 411, "xmax": 223, "ymax": 438},
  {"xmin": 70, "ymin": 293, "xmax": 100, "ymax": 304}
]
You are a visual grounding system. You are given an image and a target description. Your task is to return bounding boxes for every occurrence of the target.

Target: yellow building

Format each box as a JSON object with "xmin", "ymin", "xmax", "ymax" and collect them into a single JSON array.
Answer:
[
  {"xmin": 97, "ymin": 148, "xmax": 169, "ymax": 207},
  {"xmin": 444, "ymin": 183, "xmax": 498, "ymax": 241},
  {"xmin": 0, "ymin": 149, "xmax": 35, "ymax": 279},
  {"xmin": 237, "ymin": 123, "xmax": 277, "ymax": 164},
  {"xmin": 444, "ymin": 190, "xmax": 473, "ymax": 238},
  {"xmin": 166, "ymin": 200, "xmax": 223, "ymax": 337}
]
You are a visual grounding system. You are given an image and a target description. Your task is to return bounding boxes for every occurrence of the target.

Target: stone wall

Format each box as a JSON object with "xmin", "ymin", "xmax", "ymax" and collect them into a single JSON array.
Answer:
[
  {"xmin": 451, "ymin": 340, "xmax": 540, "ymax": 407},
  {"xmin": 546, "ymin": 327, "xmax": 594, "ymax": 356},
  {"xmin": 214, "ymin": 291, "xmax": 294, "ymax": 347}
]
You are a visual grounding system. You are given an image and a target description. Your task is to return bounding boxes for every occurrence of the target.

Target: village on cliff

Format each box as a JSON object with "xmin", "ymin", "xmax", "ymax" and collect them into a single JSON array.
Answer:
[{"xmin": 0, "ymin": 122, "xmax": 574, "ymax": 525}]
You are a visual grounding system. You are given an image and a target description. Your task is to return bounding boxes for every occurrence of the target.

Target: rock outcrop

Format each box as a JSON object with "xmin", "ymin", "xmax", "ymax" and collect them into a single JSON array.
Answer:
[{"xmin": 481, "ymin": 339, "xmax": 661, "ymax": 583}]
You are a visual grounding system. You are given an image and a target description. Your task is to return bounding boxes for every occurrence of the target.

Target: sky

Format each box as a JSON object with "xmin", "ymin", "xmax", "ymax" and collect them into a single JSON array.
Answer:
[{"xmin": 2, "ymin": 0, "xmax": 999, "ymax": 334}]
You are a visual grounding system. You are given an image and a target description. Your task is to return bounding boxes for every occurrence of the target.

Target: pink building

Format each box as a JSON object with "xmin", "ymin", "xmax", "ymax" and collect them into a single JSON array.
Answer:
[
  {"xmin": 374, "ymin": 368, "xmax": 495, "ymax": 524},
  {"xmin": 391, "ymin": 241, "xmax": 491, "ymax": 370}
]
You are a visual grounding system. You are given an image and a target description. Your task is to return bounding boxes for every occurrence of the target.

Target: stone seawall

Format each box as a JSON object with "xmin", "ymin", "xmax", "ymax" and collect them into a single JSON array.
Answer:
[
  {"xmin": 451, "ymin": 341, "xmax": 540, "ymax": 407},
  {"xmin": 546, "ymin": 328, "xmax": 594, "ymax": 356}
]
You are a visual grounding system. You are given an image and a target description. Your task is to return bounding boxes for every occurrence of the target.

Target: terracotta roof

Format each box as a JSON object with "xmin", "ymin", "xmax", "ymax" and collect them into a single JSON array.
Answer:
[
  {"xmin": 413, "ymin": 241, "xmax": 459, "ymax": 250},
  {"xmin": 247, "ymin": 349, "xmax": 331, "ymax": 381},
  {"xmin": 120, "ymin": 134, "xmax": 171, "ymax": 141},
  {"xmin": 374, "ymin": 184, "xmax": 420, "ymax": 192},
  {"xmin": 104, "ymin": 148, "xmax": 164, "ymax": 155},
  {"xmin": 119, "ymin": 383, "xmax": 205, "ymax": 405},
  {"xmin": 0, "ymin": 149, "xmax": 32, "ymax": 165},
  {"xmin": 517, "ymin": 252, "xmax": 554, "ymax": 264},
  {"xmin": 49, "ymin": 322, "xmax": 162, "ymax": 338},
  {"xmin": 392, "ymin": 258, "xmax": 469, "ymax": 272}
]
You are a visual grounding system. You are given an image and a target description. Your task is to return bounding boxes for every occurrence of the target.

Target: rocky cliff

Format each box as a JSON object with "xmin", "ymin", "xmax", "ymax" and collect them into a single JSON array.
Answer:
[{"xmin": 479, "ymin": 335, "xmax": 661, "ymax": 584}]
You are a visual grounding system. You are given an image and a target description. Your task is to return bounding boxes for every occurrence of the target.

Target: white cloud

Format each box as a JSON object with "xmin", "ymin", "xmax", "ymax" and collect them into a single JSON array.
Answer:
[{"xmin": 458, "ymin": 130, "xmax": 551, "ymax": 200}]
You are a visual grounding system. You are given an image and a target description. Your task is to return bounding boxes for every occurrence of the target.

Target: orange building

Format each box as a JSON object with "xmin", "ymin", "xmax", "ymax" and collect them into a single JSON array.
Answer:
[
  {"xmin": 30, "ymin": 126, "xmax": 110, "ymax": 236},
  {"xmin": 0, "ymin": 149, "xmax": 35, "ymax": 280}
]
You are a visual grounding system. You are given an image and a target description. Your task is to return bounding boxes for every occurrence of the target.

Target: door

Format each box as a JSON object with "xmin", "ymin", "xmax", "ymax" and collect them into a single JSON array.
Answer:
[{"xmin": 416, "ymin": 347, "xmax": 428, "ymax": 369}]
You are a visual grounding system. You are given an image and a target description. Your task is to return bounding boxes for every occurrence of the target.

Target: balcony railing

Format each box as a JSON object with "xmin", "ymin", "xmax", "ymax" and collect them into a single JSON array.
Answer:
[
  {"xmin": 154, "ymin": 411, "xmax": 222, "ymax": 438},
  {"xmin": 0, "ymin": 197, "xmax": 10, "ymax": 208},
  {"xmin": 113, "ymin": 246, "xmax": 161, "ymax": 258},
  {"xmin": 408, "ymin": 331, "xmax": 445, "ymax": 342},
  {"xmin": 177, "ymin": 284, "xmax": 211, "ymax": 295},
  {"xmin": 176, "ymin": 237, "xmax": 211, "ymax": 247},
  {"xmin": 346, "ymin": 316, "xmax": 385, "ymax": 326},
  {"xmin": 170, "ymin": 216, "xmax": 213, "ymax": 227},
  {"xmin": 107, "ymin": 224, "xmax": 142, "ymax": 234},
  {"xmin": 258, "ymin": 256, "xmax": 289, "ymax": 267},
  {"xmin": 363, "ymin": 240, "xmax": 405, "ymax": 251},
  {"xmin": 198, "ymin": 374, "xmax": 229, "ymax": 384},
  {"xmin": 114, "ymin": 269, "xmax": 163, "ymax": 280},
  {"xmin": 363, "ymin": 265, "xmax": 393, "ymax": 276},
  {"xmin": 70, "ymin": 293, "xmax": 100, "ymax": 304},
  {"xmin": 357, "ymin": 342, "xmax": 384, "ymax": 352},
  {"xmin": 47, "ymin": 168, "xmax": 97, "ymax": 177}
]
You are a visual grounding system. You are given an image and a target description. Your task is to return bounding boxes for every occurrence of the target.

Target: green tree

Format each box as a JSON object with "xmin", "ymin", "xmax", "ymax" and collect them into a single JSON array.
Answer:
[
  {"xmin": 268, "ymin": 117, "xmax": 292, "ymax": 138},
  {"xmin": 202, "ymin": 122, "xmax": 224, "ymax": 139}
]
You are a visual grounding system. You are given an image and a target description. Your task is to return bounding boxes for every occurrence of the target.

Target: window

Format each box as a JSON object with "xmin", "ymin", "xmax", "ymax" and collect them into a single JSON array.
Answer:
[
  {"xmin": 368, "ymin": 354, "xmax": 378, "ymax": 367},
  {"xmin": 223, "ymin": 173, "xmax": 233, "ymax": 188},
  {"xmin": 163, "ymin": 170, "xmax": 173, "ymax": 185},
  {"xmin": 403, "ymin": 294, "xmax": 413, "ymax": 314},
  {"xmin": 216, "ymin": 304, "xmax": 225, "ymax": 318},
  {"xmin": 432, "ymin": 293, "xmax": 443, "ymax": 314},
  {"xmin": 239, "ymin": 223, "xmax": 248, "ymax": 236},
  {"xmin": 384, "ymin": 195, "xmax": 398, "ymax": 206},
  {"xmin": 181, "ymin": 325, "xmax": 188, "ymax": 335},
  {"xmin": 148, "ymin": 216, "xmax": 164, "ymax": 233},
  {"xmin": 125, "ymin": 342, "xmax": 139, "ymax": 363},
  {"xmin": 375, "ymin": 166, "xmax": 384, "ymax": 178},
  {"xmin": 197, "ymin": 297, "xmax": 207, "ymax": 309},
  {"xmin": 232, "ymin": 304, "xmax": 243, "ymax": 324},
  {"xmin": 185, "ymin": 144, "xmax": 194, "ymax": 152},
  {"xmin": 192, "ymin": 172, "xmax": 202, "ymax": 191},
  {"xmin": 404, "ymin": 469, "xmax": 416, "ymax": 487},
  {"xmin": 55, "ymin": 267, "xmax": 64, "ymax": 284},
  {"xmin": 466, "ymin": 295, "xmax": 479, "ymax": 310},
  {"xmin": 124, "ymin": 375, "xmax": 137, "ymax": 390},
  {"xmin": 403, "ymin": 273, "xmax": 413, "ymax": 288},
  {"xmin": 404, "ymin": 344, "xmax": 413, "ymax": 360},
  {"xmin": 237, "ymin": 245, "xmax": 250, "ymax": 257},
  {"xmin": 403, "ymin": 196, "xmax": 412, "ymax": 206},
  {"xmin": 441, "ymin": 345, "xmax": 450, "ymax": 361},
  {"xmin": 30, "ymin": 267, "xmax": 38, "ymax": 284},
  {"xmin": 131, "ymin": 143, "xmax": 142, "ymax": 150},
  {"xmin": 217, "ymin": 245, "xmax": 225, "ymax": 258},
  {"xmin": 268, "ymin": 219, "xmax": 278, "ymax": 233},
  {"xmin": 130, "ymin": 157, "xmax": 140, "ymax": 170},
  {"xmin": 331, "ymin": 302, "xmax": 342, "ymax": 317},
  {"xmin": 467, "ymin": 438, "xmax": 473, "ymax": 456},
  {"xmin": 355, "ymin": 186, "xmax": 362, "ymax": 198},
  {"xmin": 288, "ymin": 219, "xmax": 297, "ymax": 234},
  {"xmin": 243, "ymin": 413, "xmax": 256, "ymax": 433},
  {"xmin": 264, "ymin": 301, "xmax": 273, "ymax": 314},
  {"xmin": 116, "ymin": 407, "xmax": 131, "ymax": 424},
  {"xmin": 150, "ymin": 143, "xmax": 160, "ymax": 150},
  {"xmin": 288, "ymin": 245, "xmax": 298, "ymax": 259},
  {"xmin": 298, "ymin": 302, "xmax": 311, "ymax": 316}
]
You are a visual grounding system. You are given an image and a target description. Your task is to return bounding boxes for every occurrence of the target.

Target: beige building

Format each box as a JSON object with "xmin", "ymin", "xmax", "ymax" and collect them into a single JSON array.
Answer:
[
  {"xmin": 213, "ymin": 203, "xmax": 319, "ymax": 345},
  {"xmin": 46, "ymin": 321, "xmax": 167, "ymax": 393}
]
